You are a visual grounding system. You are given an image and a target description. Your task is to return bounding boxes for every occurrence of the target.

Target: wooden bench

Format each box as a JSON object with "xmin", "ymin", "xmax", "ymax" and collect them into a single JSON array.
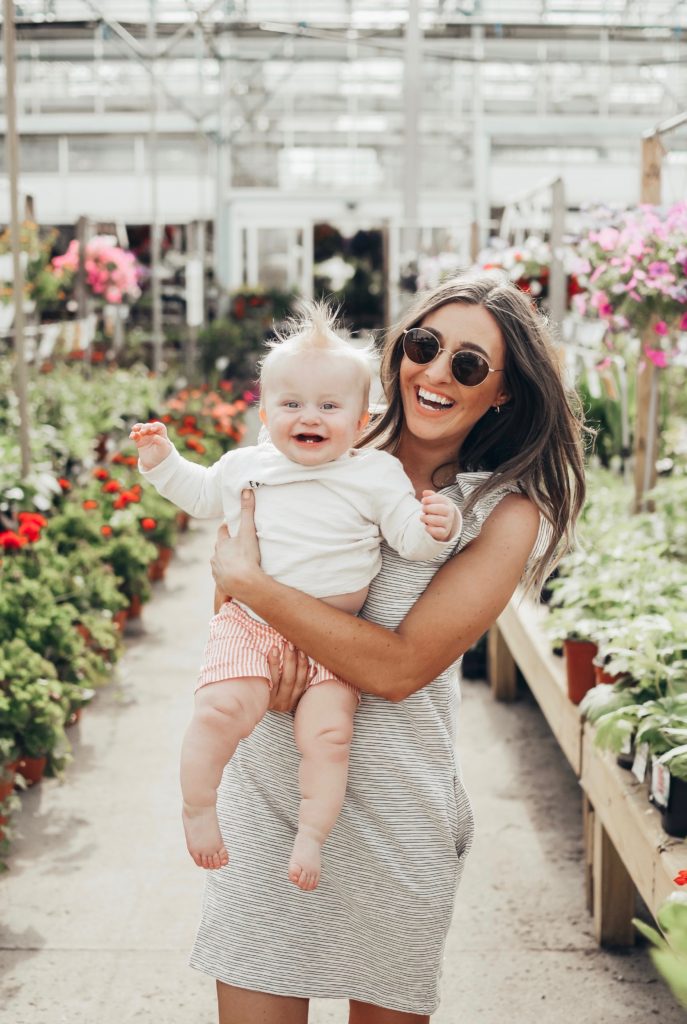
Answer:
[{"xmin": 487, "ymin": 594, "xmax": 685, "ymax": 947}]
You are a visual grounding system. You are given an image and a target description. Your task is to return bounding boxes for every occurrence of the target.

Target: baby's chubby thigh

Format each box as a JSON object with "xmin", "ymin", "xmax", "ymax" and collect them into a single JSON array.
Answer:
[
  {"xmin": 292, "ymin": 680, "xmax": 358, "ymax": 759},
  {"xmin": 193, "ymin": 676, "xmax": 271, "ymax": 744}
]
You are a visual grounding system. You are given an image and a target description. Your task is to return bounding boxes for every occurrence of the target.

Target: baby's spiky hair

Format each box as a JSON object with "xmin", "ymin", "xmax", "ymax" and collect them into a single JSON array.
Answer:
[{"xmin": 259, "ymin": 300, "xmax": 374, "ymax": 401}]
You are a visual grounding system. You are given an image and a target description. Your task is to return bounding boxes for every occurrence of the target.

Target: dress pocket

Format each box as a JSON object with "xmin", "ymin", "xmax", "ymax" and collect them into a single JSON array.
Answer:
[{"xmin": 450, "ymin": 773, "xmax": 476, "ymax": 863}]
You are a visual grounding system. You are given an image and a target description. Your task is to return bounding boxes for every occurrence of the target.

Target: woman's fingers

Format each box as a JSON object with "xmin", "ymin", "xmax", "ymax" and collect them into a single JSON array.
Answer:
[{"xmin": 267, "ymin": 642, "xmax": 310, "ymax": 712}]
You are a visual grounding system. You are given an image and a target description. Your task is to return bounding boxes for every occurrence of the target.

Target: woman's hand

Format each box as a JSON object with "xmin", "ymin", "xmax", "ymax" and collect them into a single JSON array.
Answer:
[
  {"xmin": 210, "ymin": 489, "xmax": 263, "ymax": 600},
  {"xmin": 266, "ymin": 642, "xmax": 313, "ymax": 712}
]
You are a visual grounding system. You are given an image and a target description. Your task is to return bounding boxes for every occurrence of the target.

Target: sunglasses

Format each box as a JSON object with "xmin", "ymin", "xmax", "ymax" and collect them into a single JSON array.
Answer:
[{"xmin": 402, "ymin": 328, "xmax": 504, "ymax": 388}]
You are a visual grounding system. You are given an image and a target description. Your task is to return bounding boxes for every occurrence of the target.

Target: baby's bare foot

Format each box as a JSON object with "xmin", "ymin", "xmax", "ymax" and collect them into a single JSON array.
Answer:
[
  {"xmin": 288, "ymin": 830, "xmax": 322, "ymax": 891},
  {"xmin": 182, "ymin": 803, "xmax": 229, "ymax": 869}
]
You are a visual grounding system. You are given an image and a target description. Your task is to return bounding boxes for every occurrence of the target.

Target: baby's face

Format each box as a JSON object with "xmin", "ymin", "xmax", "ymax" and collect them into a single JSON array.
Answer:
[{"xmin": 260, "ymin": 351, "xmax": 369, "ymax": 466}]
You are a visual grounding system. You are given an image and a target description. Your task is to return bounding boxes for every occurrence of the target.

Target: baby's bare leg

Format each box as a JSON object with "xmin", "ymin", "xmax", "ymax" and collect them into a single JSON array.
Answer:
[
  {"xmin": 181, "ymin": 677, "xmax": 270, "ymax": 869},
  {"xmin": 289, "ymin": 681, "xmax": 358, "ymax": 891}
]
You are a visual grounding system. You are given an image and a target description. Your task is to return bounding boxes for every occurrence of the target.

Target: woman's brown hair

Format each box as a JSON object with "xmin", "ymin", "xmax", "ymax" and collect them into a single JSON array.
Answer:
[{"xmin": 359, "ymin": 273, "xmax": 587, "ymax": 594}]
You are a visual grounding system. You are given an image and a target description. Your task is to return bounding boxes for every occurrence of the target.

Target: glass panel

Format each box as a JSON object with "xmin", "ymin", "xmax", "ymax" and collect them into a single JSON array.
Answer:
[
  {"xmin": 68, "ymin": 136, "xmax": 136, "ymax": 173},
  {"xmin": 0, "ymin": 135, "xmax": 59, "ymax": 173}
]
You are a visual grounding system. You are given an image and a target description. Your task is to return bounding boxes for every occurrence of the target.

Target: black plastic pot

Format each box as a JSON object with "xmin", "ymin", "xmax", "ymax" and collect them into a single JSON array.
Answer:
[
  {"xmin": 660, "ymin": 775, "xmax": 687, "ymax": 839},
  {"xmin": 616, "ymin": 735, "xmax": 635, "ymax": 771}
]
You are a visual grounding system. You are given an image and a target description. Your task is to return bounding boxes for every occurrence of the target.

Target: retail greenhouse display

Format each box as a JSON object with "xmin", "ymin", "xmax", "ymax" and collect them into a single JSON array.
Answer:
[{"xmin": 3, "ymin": 1, "xmax": 687, "ymax": 1020}]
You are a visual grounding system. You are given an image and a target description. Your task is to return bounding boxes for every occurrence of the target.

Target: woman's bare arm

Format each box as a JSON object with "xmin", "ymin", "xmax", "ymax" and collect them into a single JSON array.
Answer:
[{"xmin": 212, "ymin": 489, "xmax": 540, "ymax": 702}]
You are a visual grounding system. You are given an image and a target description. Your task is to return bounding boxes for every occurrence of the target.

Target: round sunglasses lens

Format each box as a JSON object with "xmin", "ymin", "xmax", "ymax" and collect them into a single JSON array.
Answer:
[
  {"xmin": 403, "ymin": 330, "xmax": 439, "ymax": 365},
  {"xmin": 451, "ymin": 351, "xmax": 490, "ymax": 386}
]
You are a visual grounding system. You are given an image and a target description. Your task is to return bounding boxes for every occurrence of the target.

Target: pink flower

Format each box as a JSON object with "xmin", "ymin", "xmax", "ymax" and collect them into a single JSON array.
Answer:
[
  {"xmin": 679, "ymin": 312, "xmax": 687, "ymax": 331},
  {"xmin": 644, "ymin": 348, "xmax": 669, "ymax": 368},
  {"xmin": 572, "ymin": 294, "xmax": 587, "ymax": 316},
  {"xmin": 654, "ymin": 321, "xmax": 669, "ymax": 336},
  {"xmin": 597, "ymin": 227, "xmax": 620, "ymax": 252}
]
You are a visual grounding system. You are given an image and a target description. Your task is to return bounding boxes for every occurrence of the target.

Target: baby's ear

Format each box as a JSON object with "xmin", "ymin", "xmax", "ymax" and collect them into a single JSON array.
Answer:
[
  {"xmin": 258, "ymin": 407, "xmax": 268, "ymax": 426},
  {"xmin": 358, "ymin": 410, "xmax": 370, "ymax": 430}
]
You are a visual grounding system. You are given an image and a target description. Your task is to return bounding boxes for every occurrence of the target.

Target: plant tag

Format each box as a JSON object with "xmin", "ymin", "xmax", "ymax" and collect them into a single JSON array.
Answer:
[
  {"xmin": 632, "ymin": 742, "xmax": 650, "ymax": 783},
  {"xmin": 620, "ymin": 734, "xmax": 633, "ymax": 756},
  {"xmin": 651, "ymin": 761, "xmax": 671, "ymax": 810}
]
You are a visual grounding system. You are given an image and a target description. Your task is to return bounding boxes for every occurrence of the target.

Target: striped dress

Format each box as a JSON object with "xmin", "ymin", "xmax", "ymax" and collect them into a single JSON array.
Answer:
[{"xmin": 190, "ymin": 471, "xmax": 520, "ymax": 1015}]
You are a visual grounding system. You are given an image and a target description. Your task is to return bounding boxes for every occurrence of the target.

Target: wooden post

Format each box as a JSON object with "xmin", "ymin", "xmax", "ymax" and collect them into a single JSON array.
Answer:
[
  {"xmin": 3, "ymin": 0, "xmax": 31, "ymax": 477},
  {"xmin": 487, "ymin": 624, "xmax": 518, "ymax": 702},
  {"xmin": 582, "ymin": 794, "xmax": 595, "ymax": 915},
  {"xmin": 592, "ymin": 814, "xmax": 636, "ymax": 947},
  {"xmin": 633, "ymin": 134, "xmax": 664, "ymax": 511},
  {"xmin": 548, "ymin": 178, "xmax": 566, "ymax": 336}
]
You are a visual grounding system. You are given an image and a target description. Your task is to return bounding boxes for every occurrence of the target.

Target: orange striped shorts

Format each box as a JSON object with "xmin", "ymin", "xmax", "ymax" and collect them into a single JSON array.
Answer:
[{"xmin": 196, "ymin": 600, "xmax": 358, "ymax": 699}]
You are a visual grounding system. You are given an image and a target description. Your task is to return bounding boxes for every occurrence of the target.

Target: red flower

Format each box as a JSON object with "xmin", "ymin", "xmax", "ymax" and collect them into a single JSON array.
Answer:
[
  {"xmin": 18, "ymin": 521, "xmax": 42, "ymax": 542},
  {"xmin": 674, "ymin": 871, "xmax": 687, "ymax": 886},
  {"xmin": 58, "ymin": 477, "xmax": 72, "ymax": 491},
  {"xmin": 102, "ymin": 480, "xmax": 122, "ymax": 493},
  {"xmin": 93, "ymin": 468, "xmax": 109, "ymax": 480},
  {"xmin": 113, "ymin": 489, "xmax": 141, "ymax": 510},
  {"xmin": 161, "ymin": 414, "xmax": 172, "ymax": 424},
  {"xmin": 141, "ymin": 518, "xmax": 157, "ymax": 531},
  {"xmin": 100, "ymin": 525, "xmax": 113, "ymax": 537},
  {"xmin": 0, "ymin": 530, "xmax": 28, "ymax": 549},
  {"xmin": 18, "ymin": 512, "xmax": 48, "ymax": 527},
  {"xmin": 186, "ymin": 438, "xmax": 206, "ymax": 454},
  {"xmin": 219, "ymin": 381, "xmax": 233, "ymax": 392},
  {"xmin": 82, "ymin": 500, "xmax": 99, "ymax": 510},
  {"xmin": 183, "ymin": 415, "xmax": 197, "ymax": 426}
]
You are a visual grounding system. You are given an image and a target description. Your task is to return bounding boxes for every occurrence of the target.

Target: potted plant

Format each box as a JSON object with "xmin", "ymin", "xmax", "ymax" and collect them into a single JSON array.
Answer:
[
  {"xmin": 634, "ymin": 892, "xmax": 687, "ymax": 1008},
  {"xmin": 0, "ymin": 638, "xmax": 70, "ymax": 781},
  {"xmin": 650, "ymin": 743, "xmax": 687, "ymax": 838}
]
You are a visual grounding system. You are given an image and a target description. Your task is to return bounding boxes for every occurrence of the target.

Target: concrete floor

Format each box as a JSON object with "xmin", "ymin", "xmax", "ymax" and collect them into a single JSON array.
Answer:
[{"xmin": 0, "ymin": 519, "xmax": 680, "ymax": 1024}]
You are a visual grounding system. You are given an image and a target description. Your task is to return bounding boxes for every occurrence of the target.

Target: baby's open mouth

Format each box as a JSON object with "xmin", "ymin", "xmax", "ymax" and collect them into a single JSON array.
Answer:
[{"xmin": 294, "ymin": 433, "xmax": 326, "ymax": 444}]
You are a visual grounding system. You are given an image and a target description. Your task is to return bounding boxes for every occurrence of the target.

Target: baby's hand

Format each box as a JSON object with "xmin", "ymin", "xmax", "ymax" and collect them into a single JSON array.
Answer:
[
  {"xmin": 129, "ymin": 421, "xmax": 173, "ymax": 471},
  {"xmin": 421, "ymin": 490, "xmax": 462, "ymax": 542}
]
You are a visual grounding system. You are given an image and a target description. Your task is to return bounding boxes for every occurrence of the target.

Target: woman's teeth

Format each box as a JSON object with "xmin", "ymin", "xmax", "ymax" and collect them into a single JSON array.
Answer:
[{"xmin": 417, "ymin": 386, "xmax": 455, "ymax": 411}]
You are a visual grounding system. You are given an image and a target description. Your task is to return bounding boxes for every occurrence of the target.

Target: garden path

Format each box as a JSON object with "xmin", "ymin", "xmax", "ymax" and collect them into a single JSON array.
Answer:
[{"xmin": 0, "ymin": 417, "xmax": 681, "ymax": 1023}]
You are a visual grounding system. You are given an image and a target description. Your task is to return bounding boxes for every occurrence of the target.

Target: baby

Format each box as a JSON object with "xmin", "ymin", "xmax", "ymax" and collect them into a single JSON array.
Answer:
[{"xmin": 130, "ymin": 304, "xmax": 462, "ymax": 891}]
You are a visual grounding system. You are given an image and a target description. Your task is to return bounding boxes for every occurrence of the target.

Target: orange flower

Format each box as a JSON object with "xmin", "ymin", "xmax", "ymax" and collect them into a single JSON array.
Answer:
[
  {"xmin": 58, "ymin": 477, "xmax": 71, "ymax": 491},
  {"xmin": 82, "ymin": 500, "xmax": 99, "ymax": 510},
  {"xmin": 102, "ymin": 480, "xmax": 122, "ymax": 493},
  {"xmin": 93, "ymin": 468, "xmax": 109, "ymax": 480},
  {"xmin": 101, "ymin": 525, "xmax": 113, "ymax": 537},
  {"xmin": 141, "ymin": 517, "xmax": 157, "ymax": 531}
]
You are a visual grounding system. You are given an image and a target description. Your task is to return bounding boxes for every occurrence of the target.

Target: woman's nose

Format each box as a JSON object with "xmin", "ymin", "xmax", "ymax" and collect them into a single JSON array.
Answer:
[{"xmin": 423, "ymin": 350, "xmax": 453, "ymax": 385}]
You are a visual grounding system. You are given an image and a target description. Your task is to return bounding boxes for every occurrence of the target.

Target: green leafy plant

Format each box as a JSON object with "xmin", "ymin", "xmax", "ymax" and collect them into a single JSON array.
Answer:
[{"xmin": 634, "ymin": 893, "xmax": 687, "ymax": 1009}]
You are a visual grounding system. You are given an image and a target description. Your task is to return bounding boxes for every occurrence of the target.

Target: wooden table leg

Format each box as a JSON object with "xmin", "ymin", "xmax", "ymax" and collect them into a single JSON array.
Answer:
[
  {"xmin": 592, "ymin": 814, "xmax": 636, "ymax": 946},
  {"xmin": 487, "ymin": 624, "xmax": 517, "ymax": 702},
  {"xmin": 582, "ymin": 793, "xmax": 595, "ymax": 916}
]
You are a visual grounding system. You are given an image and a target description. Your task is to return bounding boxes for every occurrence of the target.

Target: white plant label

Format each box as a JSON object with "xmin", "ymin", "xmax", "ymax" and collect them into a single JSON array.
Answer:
[
  {"xmin": 651, "ymin": 761, "xmax": 671, "ymax": 810},
  {"xmin": 632, "ymin": 742, "xmax": 650, "ymax": 784},
  {"xmin": 620, "ymin": 734, "xmax": 633, "ymax": 756}
]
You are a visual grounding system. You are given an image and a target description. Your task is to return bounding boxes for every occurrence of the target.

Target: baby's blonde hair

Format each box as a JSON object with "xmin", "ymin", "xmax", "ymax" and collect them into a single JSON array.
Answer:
[{"xmin": 259, "ymin": 300, "xmax": 373, "ymax": 408}]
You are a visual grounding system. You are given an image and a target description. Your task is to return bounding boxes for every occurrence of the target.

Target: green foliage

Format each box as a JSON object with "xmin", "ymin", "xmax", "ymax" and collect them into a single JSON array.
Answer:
[{"xmin": 634, "ymin": 894, "xmax": 687, "ymax": 1009}]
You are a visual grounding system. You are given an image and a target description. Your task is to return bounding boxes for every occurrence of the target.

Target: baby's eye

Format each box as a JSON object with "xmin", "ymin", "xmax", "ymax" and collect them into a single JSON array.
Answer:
[
  {"xmin": 283, "ymin": 401, "xmax": 300, "ymax": 409},
  {"xmin": 321, "ymin": 402, "xmax": 338, "ymax": 411}
]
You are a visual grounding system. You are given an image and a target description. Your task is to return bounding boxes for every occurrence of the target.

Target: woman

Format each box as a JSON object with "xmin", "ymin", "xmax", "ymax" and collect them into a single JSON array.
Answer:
[{"xmin": 191, "ymin": 275, "xmax": 586, "ymax": 1024}]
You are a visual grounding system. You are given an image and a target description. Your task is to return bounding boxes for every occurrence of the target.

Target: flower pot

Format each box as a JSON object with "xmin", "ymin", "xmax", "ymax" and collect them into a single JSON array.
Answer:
[
  {"xmin": 15, "ymin": 754, "xmax": 47, "ymax": 786},
  {"xmin": 147, "ymin": 558, "xmax": 164, "ymax": 582},
  {"xmin": 113, "ymin": 609, "xmax": 128, "ymax": 632},
  {"xmin": 616, "ymin": 734, "xmax": 636, "ymax": 771},
  {"xmin": 563, "ymin": 639, "xmax": 598, "ymax": 704},
  {"xmin": 66, "ymin": 707, "xmax": 82, "ymax": 727},
  {"xmin": 157, "ymin": 545, "xmax": 173, "ymax": 571},
  {"xmin": 658, "ymin": 775, "xmax": 687, "ymax": 839},
  {"xmin": 127, "ymin": 593, "xmax": 142, "ymax": 619},
  {"xmin": 594, "ymin": 664, "xmax": 623, "ymax": 686}
]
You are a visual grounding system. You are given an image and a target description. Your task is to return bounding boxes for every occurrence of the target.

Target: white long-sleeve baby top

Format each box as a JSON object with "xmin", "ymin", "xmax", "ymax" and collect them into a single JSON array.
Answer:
[{"xmin": 140, "ymin": 441, "xmax": 461, "ymax": 599}]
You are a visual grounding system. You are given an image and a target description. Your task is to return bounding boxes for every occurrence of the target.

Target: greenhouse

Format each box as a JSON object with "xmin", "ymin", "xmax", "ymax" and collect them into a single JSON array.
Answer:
[{"xmin": 2, "ymin": 1, "xmax": 687, "ymax": 1021}]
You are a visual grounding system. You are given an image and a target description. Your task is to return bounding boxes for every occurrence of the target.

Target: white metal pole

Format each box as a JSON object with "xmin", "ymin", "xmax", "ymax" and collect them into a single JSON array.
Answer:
[
  {"xmin": 402, "ymin": 0, "xmax": 421, "ymax": 258},
  {"xmin": 3, "ymin": 0, "xmax": 31, "ymax": 476},
  {"xmin": 148, "ymin": 0, "xmax": 163, "ymax": 376}
]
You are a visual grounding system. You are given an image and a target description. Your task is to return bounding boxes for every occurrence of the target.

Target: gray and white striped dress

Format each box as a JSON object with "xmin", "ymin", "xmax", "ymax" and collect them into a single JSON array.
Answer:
[{"xmin": 190, "ymin": 472, "xmax": 520, "ymax": 1015}]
